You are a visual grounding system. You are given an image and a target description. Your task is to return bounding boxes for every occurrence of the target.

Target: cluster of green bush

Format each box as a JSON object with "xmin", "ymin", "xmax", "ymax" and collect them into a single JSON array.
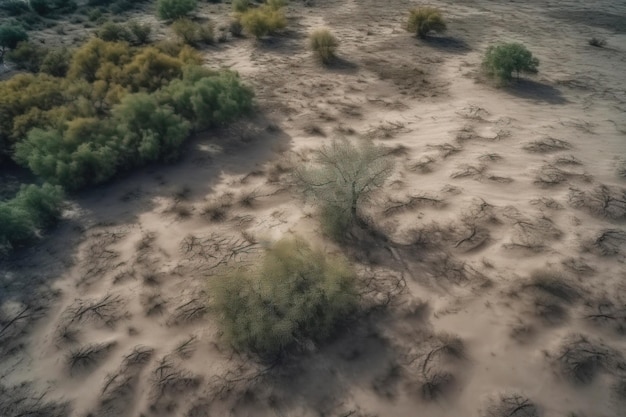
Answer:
[
  {"xmin": 0, "ymin": 38, "xmax": 253, "ymax": 190},
  {"xmin": 0, "ymin": 183, "xmax": 64, "ymax": 256}
]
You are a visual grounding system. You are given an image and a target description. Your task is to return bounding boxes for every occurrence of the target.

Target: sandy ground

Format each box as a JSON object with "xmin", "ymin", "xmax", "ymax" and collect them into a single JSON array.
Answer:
[{"xmin": 1, "ymin": 0, "xmax": 626, "ymax": 416}]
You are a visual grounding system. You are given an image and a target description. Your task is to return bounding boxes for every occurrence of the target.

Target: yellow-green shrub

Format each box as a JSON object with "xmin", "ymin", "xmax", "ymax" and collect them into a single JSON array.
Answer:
[
  {"xmin": 171, "ymin": 18, "xmax": 214, "ymax": 46},
  {"xmin": 309, "ymin": 29, "xmax": 338, "ymax": 64},
  {"xmin": 407, "ymin": 7, "xmax": 446, "ymax": 38},
  {"xmin": 211, "ymin": 238, "xmax": 358, "ymax": 359},
  {"xmin": 239, "ymin": 6, "xmax": 286, "ymax": 39}
]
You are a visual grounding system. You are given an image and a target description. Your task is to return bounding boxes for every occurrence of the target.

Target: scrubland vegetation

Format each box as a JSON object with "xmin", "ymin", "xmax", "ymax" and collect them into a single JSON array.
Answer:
[{"xmin": 1, "ymin": 1, "xmax": 624, "ymax": 417}]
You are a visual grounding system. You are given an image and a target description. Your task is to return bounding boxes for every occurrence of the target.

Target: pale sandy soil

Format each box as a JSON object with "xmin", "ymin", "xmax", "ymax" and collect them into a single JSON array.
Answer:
[{"xmin": 1, "ymin": 1, "xmax": 626, "ymax": 416}]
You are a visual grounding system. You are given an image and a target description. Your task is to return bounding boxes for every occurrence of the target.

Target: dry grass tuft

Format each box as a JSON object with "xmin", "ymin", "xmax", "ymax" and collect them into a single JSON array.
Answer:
[
  {"xmin": 554, "ymin": 334, "xmax": 621, "ymax": 384},
  {"xmin": 527, "ymin": 270, "xmax": 579, "ymax": 304},
  {"xmin": 523, "ymin": 137, "xmax": 571, "ymax": 153},
  {"xmin": 67, "ymin": 341, "xmax": 117, "ymax": 375},
  {"xmin": 0, "ymin": 382, "xmax": 69, "ymax": 417},
  {"xmin": 569, "ymin": 185, "xmax": 626, "ymax": 220},
  {"xmin": 583, "ymin": 229, "xmax": 626, "ymax": 256},
  {"xmin": 482, "ymin": 393, "xmax": 539, "ymax": 417},
  {"xmin": 309, "ymin": 28, "xmax": 339, "ymax": 64}
]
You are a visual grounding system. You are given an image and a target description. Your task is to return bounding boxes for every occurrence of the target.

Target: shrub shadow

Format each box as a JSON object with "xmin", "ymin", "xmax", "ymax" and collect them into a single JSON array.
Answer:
[
  {"xmin": 325, "ymin": 56, "xmax": 359, "ymax": 74},
  {"xmin": 504, "ymin": 79, "xmax": 568, "ymax": 105},
  {"xmin": 421, "ymin": 35, "xmax": 471, "ymax": 53},
  {"xmin": 257, "ymin": 30, "xmax": 305, "ymax": 55}
]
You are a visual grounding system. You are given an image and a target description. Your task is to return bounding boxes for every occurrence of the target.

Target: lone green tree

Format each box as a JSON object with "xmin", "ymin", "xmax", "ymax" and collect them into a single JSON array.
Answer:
[
  {"xmin": 483, "ymin": 42, "xmax": 539, "ymax": 84},
  {"xmin": 295, "ymin": 139, "xmax": 394, "ymax": 239}
]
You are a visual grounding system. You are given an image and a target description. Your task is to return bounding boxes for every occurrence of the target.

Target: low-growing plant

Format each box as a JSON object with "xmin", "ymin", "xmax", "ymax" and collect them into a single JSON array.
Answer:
[
  {"xmin": 128, "ymin": 20, "xmax": 152, "ymax": 45},
  {"xmin": 159, "ymin": 67, "xmax": 254, "ymax": 129},
  {"xmin": 588, "ymin": 37, "xmax": 607, "ymax": 48},
  {"xmin": 171, "ymin": 18, "xmax": 214, "ymax": 46},
  {"xmin": 0, "ymin": 183, "xmax": 64, "ymax": 256},
  {"xmin": 0, "ymin": 24, "xmax": 28, "ymax": 62},
  {"xmin": 407, "ymin": 7, "xmax": 446, "ymax": 38},
  {"xmin": 232, "ymin": 0, "xmax": 249, "ymax": 13},
  {"xmin": 157, "ymin": 0, "xmax": 197, "ymax": 20},
  {"xmin": 309, "ymin": 28, "xmax": 338, "ymax": 64},
  {"xmin": 239, "ymin": 6, "xmax": 286, "ymax": 39},
  {"xmin": 39, "ymin": 48, "xmax": 71, "ymax": 77},
  {"xmin": 482, "ymin": 42, "xmax": 539, "ymax": 84},
  {"xmin": 96, "ymin": 21, "xmax": 134, "ymax": 42},
  {"xmin": 1, "ymin": 0, "xmax": 30, "ymax": 16},
  {"xmin": 266, "ymin": 0, "xmax": 287, "ymax": 10},
  {"xmin": 295, "ymin": 139, "xmax": 395, "ymax": 240},
  {"xmin": 229, "ymin": 19, "xmax": 243, "ymax": 37},
  {"xmin": 210, "ymin": 237, "xmax": 358, "ymax": 359},
  {"xmin": 6, "ymin": 41, "xmax": 45, "ymax": 72}
]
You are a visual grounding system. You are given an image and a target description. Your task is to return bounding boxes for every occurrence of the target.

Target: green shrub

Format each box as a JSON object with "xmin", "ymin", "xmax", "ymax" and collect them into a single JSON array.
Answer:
[
  {"xmin": 0, "ymin": 73, "xmax": 69, "ymax": 146},
  {"xmin": 0, "ymin": 183, "xmax": 64, "ymax": 255},
  {"xmin": 171, "ymin": 18, "xmax": 214, "ymax": 46},
  {"xmin": 309, "ymin": 29, "xmax": 338, "ymax": 64},
  {"xmin": 40, "ymin": 48, "xmax": 71, "ymax": 77},
  {"xmin": 229, "ymin": 19, "xmax": 243, "ymax": 37},
  {"xmin": 295, "ymin": 139, "xmax": 394, "ymax": 240},
  {"xmin": 1, "ymin": 1, "xmax": 30, "ymax": 16},
  {"xmin": 159, "ymin": 68, "xmax": 254, "ymax": 129},
  {"xmin": 211, "ymin": 237, "xmax": 358, "ymax": 359},
  {"xmin": 232, "ymin": 0, "xmax": 249, "ymax": 13},
  {"xmin": 0, "ymin": 24, "xmax": 28, "ymax": 62},
  {"xmin": 29, "ymin": 0, "xmax": 51, "ymax": 15},
  {"xmin": 407, "ymin": 7, "xmax": 446, "ymax": 38},
  {"xmin": 266, "ymin": 0, "xmax": 287, "ymax": 10},
  {"xmin": 14, "ymin": 121, "xmax": 119, "ymax": 190},
  {"xmin": 122, "ymin": 47, "xmax": 184, "ymax": 91},
  {"xmin": 239, "ymin": 6, "xmax": 286, "ymax": 39},
  {"xmin": 96, "ymin": 21, "xmax": 134, "ymax": 42},
  {"xmin": 28, "ymin": 0, "xmax": 77, "ymax": 15},
  {"xmin": 128, "ymin": 20, "xmax": 152, "ymax": 45},
  {"xmin": 482, "ymin": 42, "xmax": 539, "ymax": 83},
  {"xmin": 157, "ymin": 0, "xmax": 197, "ymax": 20},
  {"xmin": 68, "ymin": 38, "xmax": 132, "ymax": 83},
  {"xmin": 112, "ymin": 92, "xmax": 190, "ymax": 165},
  {"xmin": 6, "ymin": 41, "xmax": 45, "ymax": 72}
]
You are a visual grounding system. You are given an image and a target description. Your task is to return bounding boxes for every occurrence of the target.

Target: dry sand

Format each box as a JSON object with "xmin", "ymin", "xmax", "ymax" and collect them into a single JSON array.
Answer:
[{"xmin": 1, "ymin": 0, "xmax": 626, "ymax": 416}]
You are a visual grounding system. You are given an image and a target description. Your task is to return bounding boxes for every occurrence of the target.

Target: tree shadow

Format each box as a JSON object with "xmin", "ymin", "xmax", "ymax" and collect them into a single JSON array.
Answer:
[
  {"xmin": 421, "ymin": 35, "xmax": 471, "ymax": 54},
  {"xmin": 503, "ymin": 79, "xmax": 568, "ymax": 105}
]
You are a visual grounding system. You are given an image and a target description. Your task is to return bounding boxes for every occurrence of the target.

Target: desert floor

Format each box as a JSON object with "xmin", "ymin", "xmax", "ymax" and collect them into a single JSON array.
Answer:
[{"xmin": 1, "ymin": 0, "xmax": 626, "ymax": 416}]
